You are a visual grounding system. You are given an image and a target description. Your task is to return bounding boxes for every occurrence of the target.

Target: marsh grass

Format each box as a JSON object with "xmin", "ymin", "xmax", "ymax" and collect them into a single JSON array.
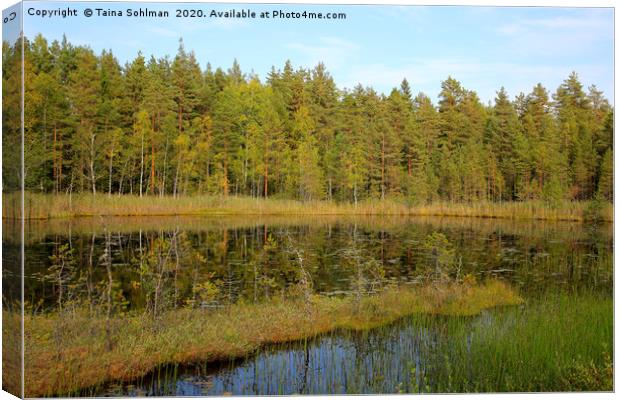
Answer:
[
  {"xmin": 22, "ymin": 280, "xmax": 521, "ymax": 397},
  {"xmin": 2, "ymin": 311, "xmax": 22, "ymax": 396},
  {"xmin": 401, "ymin": 292, "xmax": 613, "ymax": 393},
  {"xmin": 7, "ymin": 193, "xmax": 612, "ymax": 221}
]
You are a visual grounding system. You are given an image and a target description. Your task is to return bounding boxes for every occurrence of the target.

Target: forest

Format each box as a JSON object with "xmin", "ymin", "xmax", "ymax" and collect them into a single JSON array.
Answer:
[
  {"xmin": 2, "ymin": 34, "xmax": 614, "ymax": 205},
  {"xmin": 1, "ymin": 33, "xmax": 614, "ymax": 396}
]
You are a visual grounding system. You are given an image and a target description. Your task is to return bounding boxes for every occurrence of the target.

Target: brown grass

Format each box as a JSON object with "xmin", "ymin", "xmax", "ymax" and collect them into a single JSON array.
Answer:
[
  {"xmin": 2, "ymin": 312, "xmax": 22, "ymax": 397},
  {"xmin": 22, "ymin": 280, "xmax": 522, "ymax": 397},
  {"xmin": 4, "ymin": 192, "xmax": 613, "ymax": 221}
]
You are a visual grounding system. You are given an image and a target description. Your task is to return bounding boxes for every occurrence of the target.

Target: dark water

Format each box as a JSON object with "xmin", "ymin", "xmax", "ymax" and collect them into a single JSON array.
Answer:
[
  {"xmin": 101, "ymin": 317, "xmax": 459, "ymax": 396},
  {"xmin": 5, "ymin": 215, "xmax": 613, "ymax": 396},
  {"xmin": 9, "ymin": 216, "xmax": 612, "ymax": 311}
]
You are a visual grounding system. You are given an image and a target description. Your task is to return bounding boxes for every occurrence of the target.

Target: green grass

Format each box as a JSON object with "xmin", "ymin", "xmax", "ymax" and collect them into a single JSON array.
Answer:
[
  {"xmin": 22, "ymin": 280, "xmax": 522, "ymax": 397},
  {"xmin": 4, "ymin": 192, "xmax": 613, "ymax": 221},
  {"xmin": 400, "ymin": 291, "xmax": 613, "ymax": 393}
]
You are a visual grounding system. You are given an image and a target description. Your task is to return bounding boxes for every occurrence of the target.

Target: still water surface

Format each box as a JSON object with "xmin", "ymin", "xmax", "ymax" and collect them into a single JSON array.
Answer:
[{"xmin": 5, "ymin": 215, "xmax": 612, "ymax": 395}]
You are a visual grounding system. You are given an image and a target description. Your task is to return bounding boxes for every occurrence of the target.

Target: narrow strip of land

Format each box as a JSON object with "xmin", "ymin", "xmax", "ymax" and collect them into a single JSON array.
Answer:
[
  {"xmin": 3, "ymin": 193, "xmax": 613, "ymax": 221},
  {"xmin": 19, "ymin": 280, "xmax": 521, "ymax": 397}
]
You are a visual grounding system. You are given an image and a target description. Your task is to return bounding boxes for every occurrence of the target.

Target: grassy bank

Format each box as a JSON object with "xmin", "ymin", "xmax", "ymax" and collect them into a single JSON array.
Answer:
[
  {"xmin": 401, "ymin": 292, "xmax": 613, "ymax": 392},
  {"xmin": 23, "ymin": 280, "xmax": 521, "ymax": 397},
  {"xmin": 4, "ymin": 192, "xmax": 613, "ymax": 221}
]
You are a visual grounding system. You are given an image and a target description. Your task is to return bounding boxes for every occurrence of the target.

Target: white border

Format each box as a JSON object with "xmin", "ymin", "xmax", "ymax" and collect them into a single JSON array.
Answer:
[{"xmin": 0, "ymin": 1, "xmax": 616, "ymax": 400}]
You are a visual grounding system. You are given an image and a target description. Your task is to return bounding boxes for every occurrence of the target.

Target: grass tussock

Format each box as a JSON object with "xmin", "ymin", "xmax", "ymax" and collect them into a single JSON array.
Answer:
[
  {"xmin": 23, "ymin": 280, "xmax": 521, "ymax": 397},
  {"xmin": 5, "ymin": 192, "xmax": 613, "ymax": 221}
]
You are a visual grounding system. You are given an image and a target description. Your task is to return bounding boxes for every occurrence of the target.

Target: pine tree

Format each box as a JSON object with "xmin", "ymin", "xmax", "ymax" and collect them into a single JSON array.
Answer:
[
  {"xmin": 143, "ymin": 56, "xmax": 175, "ymax": 195},
  {"xmin": 337, "ymin": 88, "xmax": 368, "ymax": 204},
  {"xmin": 308, "ymin": 63, "xmax": 338, "ymax": 200},
  {"xmin": 68, "ymin": 48, "xmax": 101, "ymax": 194},
  {"xmin": 400, "ymin": 78, "xmax": 412, "ymax": 102},
  {"xmin": 485, "ymin": 87, "xmax": 520, "ymax": 200},
  {"xmin": 98, "ymin": 50, "xmax": 125, "ymax": 196},
  {"xmin": 15, "ymin": 35, "xmax": 613, "ymax": 205}
]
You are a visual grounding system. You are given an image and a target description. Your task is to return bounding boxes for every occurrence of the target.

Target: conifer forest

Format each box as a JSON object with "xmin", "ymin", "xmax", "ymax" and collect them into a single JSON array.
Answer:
[{"xmin": 2, "ymin": 35, "xmax": 613, "ymax": 205}]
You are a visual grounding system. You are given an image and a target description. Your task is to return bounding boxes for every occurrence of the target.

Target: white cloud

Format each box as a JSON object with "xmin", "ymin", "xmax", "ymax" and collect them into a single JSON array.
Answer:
[{"xmin": 495, "ymin": 10, "xmax": 612, "ymax": 57}]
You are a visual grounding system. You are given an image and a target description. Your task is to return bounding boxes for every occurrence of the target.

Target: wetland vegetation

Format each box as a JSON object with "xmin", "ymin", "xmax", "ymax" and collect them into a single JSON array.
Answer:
[
  {"xmin": 4, "ymin": 193, "xmax": 613, "ymax": 221},
  {"xmin": 2, "ymin": 215, "xmax": 613, "ymax": 396}
]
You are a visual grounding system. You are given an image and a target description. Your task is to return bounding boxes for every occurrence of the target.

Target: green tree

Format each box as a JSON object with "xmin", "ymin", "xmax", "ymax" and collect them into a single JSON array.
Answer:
[
  {"xmin": 68, "ymin": 48, "xmax": 101, "ymax": 195},
  {"xmin": 16, "ymin": 34, "xmax": 613, "ymax": 205},
  {"xmin": 597, "ymin": 149, "xmax": 613, "ymax": 201}
]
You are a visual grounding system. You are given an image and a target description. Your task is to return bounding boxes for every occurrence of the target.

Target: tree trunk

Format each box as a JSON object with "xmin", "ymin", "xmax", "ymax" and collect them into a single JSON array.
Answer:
[
  {"xmin": 173, "ymin": 156, "xmax": 181, "ymax": 198},
  {"xmin": 150, "ymin": 114, "xmax": 156, "ymax": 195},
  {"xmin": 53, "ymin": 124, "xmax": 57, "ymax": 195},
  {"xmin": 381, "ymin": 134, "xmax": 386, "ymax": 200},
  {"xmin": 139, "ymin": 129, "xmax": 144, "ymax": 197},
  {"xmin": 161, "ymin": 122, "xmax": 169, "ymax": 197},
  {"xmin": 223, "ymin": 151, "xmax": 229, "ymax": 196},
  {"xmin": 263, "ymin": 153, "xmax": 268, "ymax": 198},
  {"xmin": 89, "ymin": 129, "xmax": 97, "ymax": 195},
  {"xmin": 407, "ymin": 154, "xmax": 412, "ymax": 177},
  {"xmin": 108, "ymin": 142, "xmax": 115, "ymax": 197},
  {"xmin": 58, "ymin": 129, "xmax": 63, "ymax": 192},
  {"xmin": 328, "ymin": 178, "xmax": 332, "ymax": 201}
]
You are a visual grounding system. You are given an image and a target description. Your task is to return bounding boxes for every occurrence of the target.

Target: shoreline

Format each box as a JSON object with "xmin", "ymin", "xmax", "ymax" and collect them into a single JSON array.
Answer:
[
  {"xmin": 21, "ymin": 280, "xmax": 522, "ymax": 397},
  {"xmin": 3, "ymin": 193, "xmax": 613, "ymax": 222}
]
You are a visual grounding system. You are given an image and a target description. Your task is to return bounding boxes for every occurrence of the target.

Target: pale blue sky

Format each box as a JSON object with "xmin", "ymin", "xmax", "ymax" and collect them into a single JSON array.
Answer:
[{"xmin": 21, "ymin": 2, "xmax": 614, "ymax": 104}]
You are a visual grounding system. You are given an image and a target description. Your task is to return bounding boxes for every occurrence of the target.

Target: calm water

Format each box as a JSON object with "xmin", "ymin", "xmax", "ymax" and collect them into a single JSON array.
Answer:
[
  {"xmin": 4, "ymin": 215, "xmax": 613, "ymax": 395},
  {"xmin": 101, "ymin": 310, "xmax": 526, "ymax": 396},
  {"xmin": 101, "ymin": 317, "xmax": 469, "ymax": 396}
]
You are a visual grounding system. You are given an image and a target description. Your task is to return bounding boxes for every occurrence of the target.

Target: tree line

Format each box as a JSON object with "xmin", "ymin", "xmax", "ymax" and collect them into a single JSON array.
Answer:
[{"xmin": 2, "ymin": 34, "xmax": 613, "ymax": 204}]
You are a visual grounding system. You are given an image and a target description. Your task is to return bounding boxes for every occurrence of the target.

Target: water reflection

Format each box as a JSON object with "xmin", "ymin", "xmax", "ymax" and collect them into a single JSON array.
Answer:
[
  {"xmin": 16, "ymin": 216, "xmax": 612, "ymax": 314},
  {"xmin": 99, "ymin": 317, "xmax": 451, "ymax": 396}
]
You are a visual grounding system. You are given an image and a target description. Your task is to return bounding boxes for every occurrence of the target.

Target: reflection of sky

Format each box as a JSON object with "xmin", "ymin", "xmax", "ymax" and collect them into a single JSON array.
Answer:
[
  {"xmin": 3, "ymin": 2, "xmax": 22, "ymax": 46},
  {"xmin": 21, "ymin": 2, "xmax": 614, "ymax": 104},
  {"xmin": 99, "ymin": 322, "xmax": 439, "ymax": 396}
]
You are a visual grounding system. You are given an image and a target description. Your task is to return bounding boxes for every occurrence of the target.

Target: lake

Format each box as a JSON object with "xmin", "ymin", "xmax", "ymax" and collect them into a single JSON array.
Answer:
[{"xmin": 4, "ymin": 215, "xmax": 613, "ymax": 395}]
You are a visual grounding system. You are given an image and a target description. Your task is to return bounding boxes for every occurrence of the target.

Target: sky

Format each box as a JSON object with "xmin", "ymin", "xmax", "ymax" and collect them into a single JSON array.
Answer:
[{"xmin": 19, "ymin": 1, "xmax": 614, "ymax": 104}]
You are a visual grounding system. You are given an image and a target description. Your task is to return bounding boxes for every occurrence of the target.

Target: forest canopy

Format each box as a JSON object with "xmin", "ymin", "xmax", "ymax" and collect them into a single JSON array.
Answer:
[{"xmin": 2, "ymin": 34, "xmax": 614, "ymax": 204}]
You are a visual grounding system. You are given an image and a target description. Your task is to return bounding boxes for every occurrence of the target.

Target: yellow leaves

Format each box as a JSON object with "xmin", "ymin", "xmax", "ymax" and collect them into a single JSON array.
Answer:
[
  {"xmin": 192, "ymin": 280, "xmax": 221, "ymax": 303},
  {"xmin": 462, "ymin": 273, "xmax": 477, "ymax": 286},
  {"xmin": 133, "ymin": 110, "xmax": 151, "ymax": 136},
  {"xmin": 174, "ymin": 132, "xmax": 190, "ymax": 149}
]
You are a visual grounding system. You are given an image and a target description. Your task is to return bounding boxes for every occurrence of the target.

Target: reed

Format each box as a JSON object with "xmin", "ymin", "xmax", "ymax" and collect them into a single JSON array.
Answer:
[
  {"xmin": 4, "ymin": 192, "xmax": 612, "ymax": 221},
  {"xmin": 401, "ymin": 291, "xmax": 613, "ymax": 393}
]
